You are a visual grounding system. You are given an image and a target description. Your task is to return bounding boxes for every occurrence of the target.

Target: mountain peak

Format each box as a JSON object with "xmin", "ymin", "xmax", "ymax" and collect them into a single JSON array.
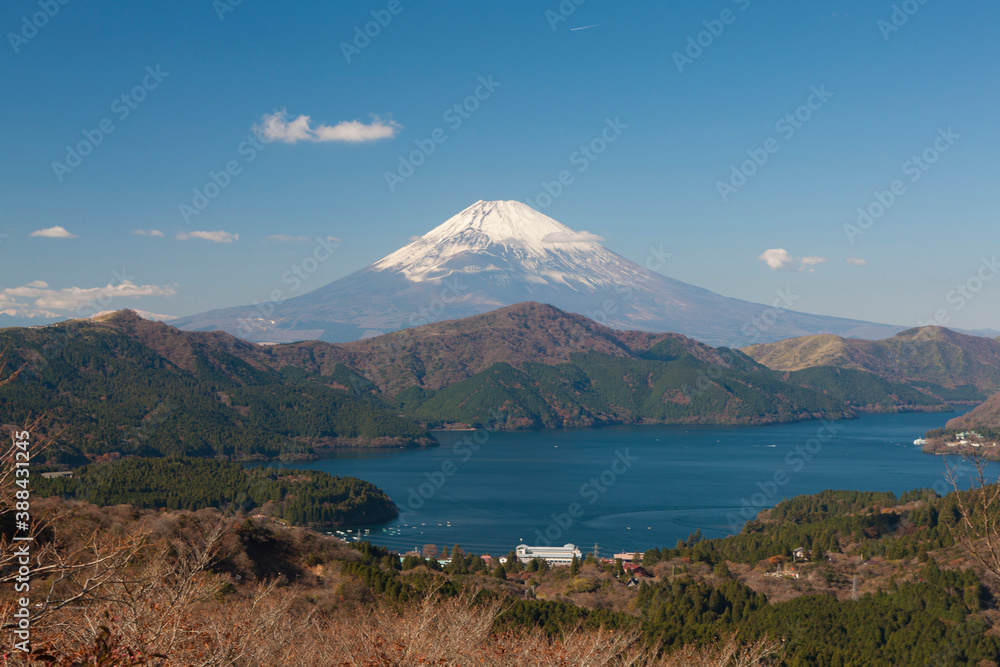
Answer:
[
  {"xmin": 423, "ymin": 200, "xmax": 573, "ymax": 244},
  {"xmin": 894, "ymin": 326, "xmax": 969, "ymax": 343},
  {"xmin": 370, "ymin": 199, "xmax": 612, "ymax": 284},
  {"xmin": 172, "ymin": 201, "xmax": 906, "ymax": 346}
]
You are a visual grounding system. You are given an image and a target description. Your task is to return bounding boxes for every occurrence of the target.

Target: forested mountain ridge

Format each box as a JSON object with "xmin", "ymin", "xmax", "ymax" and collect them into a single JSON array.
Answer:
[
  {"xmin": 258, "ymin": 302, "xmax": 735, "ymax": 396},
  {"xmin": 2, "ymin": 305, "xmax": 960, "ymax": 461},
  {"xmin": 0, "ymin": 313, "xmax": 435, "ymax": 465},
  {"xmin": 109, "ymin": 304, "xmax": 951, "ymax": 429},
  {"xmin": 255, "ymin": 303, "xmax": 948, "ymax": 428}
]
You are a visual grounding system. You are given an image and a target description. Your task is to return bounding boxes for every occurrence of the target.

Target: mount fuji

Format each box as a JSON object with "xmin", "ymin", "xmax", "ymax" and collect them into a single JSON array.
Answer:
[{"xmin": 172, "ymin": 200, "xmax": 903, "ymax": 346}]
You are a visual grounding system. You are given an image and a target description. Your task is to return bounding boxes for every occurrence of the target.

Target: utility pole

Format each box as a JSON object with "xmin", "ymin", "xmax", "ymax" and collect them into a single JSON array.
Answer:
[{"xmin": 851, "ymin": 575, "xmax": 858, "ymax": 601}]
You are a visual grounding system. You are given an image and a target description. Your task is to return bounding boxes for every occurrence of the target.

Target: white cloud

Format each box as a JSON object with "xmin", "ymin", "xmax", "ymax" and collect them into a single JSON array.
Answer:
[
  {"xmin": 846, "ymin": 257, "xmax": 867, "ymax": 267},
  {"xmin": 758, "ymin": 248, "xmax": 827, "ymax": 272},
  {"xmin": 0, "ymin": 280, "xmax": 176, "ymax": 317},
  {"xmin": 541, "ymin": 230, "xmax": 605, "ymax": 243},
  {"xmin": 30, "ymin": 225, "xmax": 77, "ymax": 239},
  {"xmin": 176, "ymin": 230, "xmax": 239, "ymax": 243},
  {"xmin": 133, "ymin": 229, "xmax": 164, "ymax": 237},
  {"xmin": 758, "ymin": 248, "xmax": 797, "ymax": 271},
  {"xmin": 409, "ymin": 235, "xmax": 424, "ymax": 242},
  {"xmin": 255, "ymin": 110, "xmax": 401, "ymax": 144}
]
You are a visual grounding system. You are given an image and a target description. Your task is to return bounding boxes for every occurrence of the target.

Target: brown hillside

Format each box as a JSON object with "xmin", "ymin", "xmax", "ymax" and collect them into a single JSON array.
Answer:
[
  {"xmin": 262, "ymin": 302, "xmax": 731, "ymax": 395},
  {"xmin": 94, "ymin": 309, "xmax": 269, "ymax": 374},
  {"xmin": 946, "ymin": 390, "xmax": 1000, "ymax": 430},
  {"xmin": 743, "ymin": 326, "xmax": 1000, "ymax": 392}
]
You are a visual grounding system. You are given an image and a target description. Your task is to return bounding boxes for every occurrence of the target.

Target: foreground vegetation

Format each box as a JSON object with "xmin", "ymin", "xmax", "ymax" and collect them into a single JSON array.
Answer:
[{"xmin": 9, "ymin": 461, "xmax": 1000, "ymax": 665}]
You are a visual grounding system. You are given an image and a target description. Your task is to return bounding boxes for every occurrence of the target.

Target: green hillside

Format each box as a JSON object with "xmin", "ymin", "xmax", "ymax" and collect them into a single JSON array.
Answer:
[
  {"xmin": 34, "ymin": 457, "xmax": 397, "ymax": 527},
  {"xmin": 394, "ymin": 348, "xmax": 942, "ymax": 429},
  {"xmin": 0, "ymin": 315, "xmax": 434, "ymax": 465},
  {"xmin": 1, "ymin": 305, "xmax": 971, "ymax": 464}
]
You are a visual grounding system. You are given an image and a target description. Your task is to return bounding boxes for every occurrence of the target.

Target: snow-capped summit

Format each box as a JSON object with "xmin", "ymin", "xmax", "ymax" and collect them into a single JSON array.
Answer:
[
  {"xmin": 372, "ymin": 200, "xmax": 640, "ymax": 289},
  {"xmin": 408, "ymin": 200, "xmax": 578, "ymax": 248},
  {"xmin": 172, "ymin": 200, "xmax": 903, "ymax": 345}
]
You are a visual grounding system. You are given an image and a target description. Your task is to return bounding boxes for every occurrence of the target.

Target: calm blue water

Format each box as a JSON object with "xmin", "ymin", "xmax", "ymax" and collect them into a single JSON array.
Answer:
[{"xmin": 253, "ymin": 411, "xmax": 974, "ymax": 557}]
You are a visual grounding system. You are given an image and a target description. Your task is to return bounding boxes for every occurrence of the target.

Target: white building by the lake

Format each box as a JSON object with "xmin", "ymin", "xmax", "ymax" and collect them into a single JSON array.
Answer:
[{"xmin": 515, "ymin": 543, "xmax": 582, "ymax": 565}]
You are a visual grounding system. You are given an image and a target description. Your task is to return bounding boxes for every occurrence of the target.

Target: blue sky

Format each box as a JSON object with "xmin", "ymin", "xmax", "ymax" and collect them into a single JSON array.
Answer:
[{"xmin": 2, "ymin": 0, "xmax": 998, "ymax": 331}]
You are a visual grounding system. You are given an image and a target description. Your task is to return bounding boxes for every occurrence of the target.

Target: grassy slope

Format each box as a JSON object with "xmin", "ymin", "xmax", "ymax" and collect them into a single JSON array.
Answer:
[{"xmin": 743, "ymin": 326, "xmax": 1000, "ymax": 399}]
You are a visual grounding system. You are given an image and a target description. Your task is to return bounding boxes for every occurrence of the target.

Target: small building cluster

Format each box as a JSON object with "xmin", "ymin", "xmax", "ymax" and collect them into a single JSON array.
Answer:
[
  {"xmin": 943, "ymin": 431, "xmax": 998, "ymax": 448},
  {"xmin": 515, "ymin": 543, "xmax": 582, "ymax": 565}
]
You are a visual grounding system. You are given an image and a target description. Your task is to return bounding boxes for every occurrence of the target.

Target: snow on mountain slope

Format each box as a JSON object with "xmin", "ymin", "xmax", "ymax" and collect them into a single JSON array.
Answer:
[
  {"xmin": 371, "ymin": 200, "xmax": 636, "ymax": 290},
  {"xmin": 171, "ymin": 200, "xmax": 904, "ymax": 346}
]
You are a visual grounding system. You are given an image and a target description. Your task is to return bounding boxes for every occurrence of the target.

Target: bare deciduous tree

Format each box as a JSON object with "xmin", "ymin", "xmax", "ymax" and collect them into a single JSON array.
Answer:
[{"xmin": 947, "ymin": 451, "xmax": 1000, "ymax": 580}]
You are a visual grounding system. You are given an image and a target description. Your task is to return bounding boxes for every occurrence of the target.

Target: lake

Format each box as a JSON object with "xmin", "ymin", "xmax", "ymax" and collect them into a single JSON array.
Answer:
[{"xmin": 253, "ymin": 411, "xmax": 975, "ymax": 558}]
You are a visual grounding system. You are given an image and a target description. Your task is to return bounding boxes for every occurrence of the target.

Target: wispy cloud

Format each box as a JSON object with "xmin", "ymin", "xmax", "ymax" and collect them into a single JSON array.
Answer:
[
  {"xmin": 0, "ymin": 279, "xmax": 175, "ymax": 316},
  {"xmin": 30, "ymin": 225, "xmax": 77, "ymax": 239},
  {"xmin": 846, "ymin": 257, "xmax": 867, "ymax": 267},
  {"xmin": 758, "ymin": 248, "xmax": 827, "ymax": 272},
  {"xmin": 255, "ymin": 110, "xmax": 401, "ymax": 144},
  {"xmin": 133, "ymin": 229, "xmax": 164, "ymax": 237},
  {"xmin": 176, "ymin": 230, "xmax": 239, "ymax": 243},
  {"xmin": 542, "ymin": 230, "xmax": 605, "ymax": 243}
]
